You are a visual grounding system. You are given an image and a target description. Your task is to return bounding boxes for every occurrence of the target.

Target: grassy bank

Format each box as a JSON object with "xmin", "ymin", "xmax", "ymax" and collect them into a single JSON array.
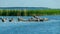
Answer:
[{"xmin": 0, "ymin": 9, "xmax": 60, "ymax": 16}]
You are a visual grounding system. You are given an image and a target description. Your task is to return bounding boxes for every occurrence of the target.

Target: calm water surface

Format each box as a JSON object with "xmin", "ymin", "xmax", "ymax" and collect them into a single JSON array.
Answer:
[{"xmin": 0, "ymin": 15, "xmax": 60, "ymax": 34}]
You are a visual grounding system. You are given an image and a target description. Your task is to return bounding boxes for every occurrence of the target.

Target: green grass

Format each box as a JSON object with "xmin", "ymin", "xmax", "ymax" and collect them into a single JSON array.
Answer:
[{"xmin": 0, "ymin": 9, "xmax": 60, "ymax": 16}]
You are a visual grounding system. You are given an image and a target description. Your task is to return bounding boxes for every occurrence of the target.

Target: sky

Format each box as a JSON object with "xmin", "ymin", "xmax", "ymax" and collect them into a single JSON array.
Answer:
[{"xmin": 0, "ymin": 0, "xmax": 60, "ymax": 8}]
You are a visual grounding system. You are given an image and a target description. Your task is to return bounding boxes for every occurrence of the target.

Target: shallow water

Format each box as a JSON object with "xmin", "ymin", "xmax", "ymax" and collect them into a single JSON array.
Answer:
[{"xmin": 0, "ymin": 15, "xmax": 60, "ymax": 34}]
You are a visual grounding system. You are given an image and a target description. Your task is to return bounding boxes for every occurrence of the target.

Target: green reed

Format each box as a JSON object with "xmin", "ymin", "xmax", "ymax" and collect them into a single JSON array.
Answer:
[{"xmin": 0, "ymin": 9, "xmax": 60, "ymax": 16}]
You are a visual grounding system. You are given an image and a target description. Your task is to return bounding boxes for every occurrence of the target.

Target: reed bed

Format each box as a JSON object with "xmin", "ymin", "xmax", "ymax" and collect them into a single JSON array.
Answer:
[{"xmin": 0, "ymin": 9, "xmax": 60, "ymax": 16}]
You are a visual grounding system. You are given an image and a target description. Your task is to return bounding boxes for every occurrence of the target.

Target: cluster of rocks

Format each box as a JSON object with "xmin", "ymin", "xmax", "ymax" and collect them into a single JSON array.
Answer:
[
  {"xmin": 0, "ymin": 18, "xmax": 13, "ymax": 22},
  {"xmin": 0, "ymin": 16, "xmax": 48, "ymax": 22},
  {"xmin": 28, "ymin": 16, "xmax": 48, "ymax": 22}
]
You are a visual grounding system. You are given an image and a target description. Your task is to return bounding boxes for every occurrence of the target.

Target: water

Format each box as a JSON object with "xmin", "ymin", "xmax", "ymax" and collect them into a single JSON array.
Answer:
[{"xmin": 0, "ymin": 15, "xmax": 60, "ymax": 34}]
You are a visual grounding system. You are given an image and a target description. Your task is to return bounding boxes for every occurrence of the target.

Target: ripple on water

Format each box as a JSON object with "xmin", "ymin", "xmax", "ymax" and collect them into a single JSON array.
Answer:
[{"xmin": 0, "ymin": 16, "xmax": 60, "ymax": 34}]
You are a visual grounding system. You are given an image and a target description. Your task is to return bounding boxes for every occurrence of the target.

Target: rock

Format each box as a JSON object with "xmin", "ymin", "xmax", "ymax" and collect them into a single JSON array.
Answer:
[
  {"xmin": 2, "ymin": 18, "xmax": 6, "ymax": 22},
  {"xmin": 18, "ymin": 18, "xmax": 24, "ymax": 21},
  {"xmin": 44, "ymin": 18, "xmax": 48, "ymax": 21},
  {"xmin": 9, "ymin": 18, "xmax": 13, "ymax": 22}
]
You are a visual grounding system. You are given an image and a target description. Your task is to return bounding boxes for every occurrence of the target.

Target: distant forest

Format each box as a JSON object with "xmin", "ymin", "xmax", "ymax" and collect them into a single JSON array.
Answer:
[{"xmin": 0, "ymin": 9, "xmax": 60, "ymax": 16}]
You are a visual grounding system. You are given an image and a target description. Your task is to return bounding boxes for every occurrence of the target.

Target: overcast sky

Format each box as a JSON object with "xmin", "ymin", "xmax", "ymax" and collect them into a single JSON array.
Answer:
[{"xmin": 0, "ymin": 0, "xmax": 60, "ymax": 8}]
